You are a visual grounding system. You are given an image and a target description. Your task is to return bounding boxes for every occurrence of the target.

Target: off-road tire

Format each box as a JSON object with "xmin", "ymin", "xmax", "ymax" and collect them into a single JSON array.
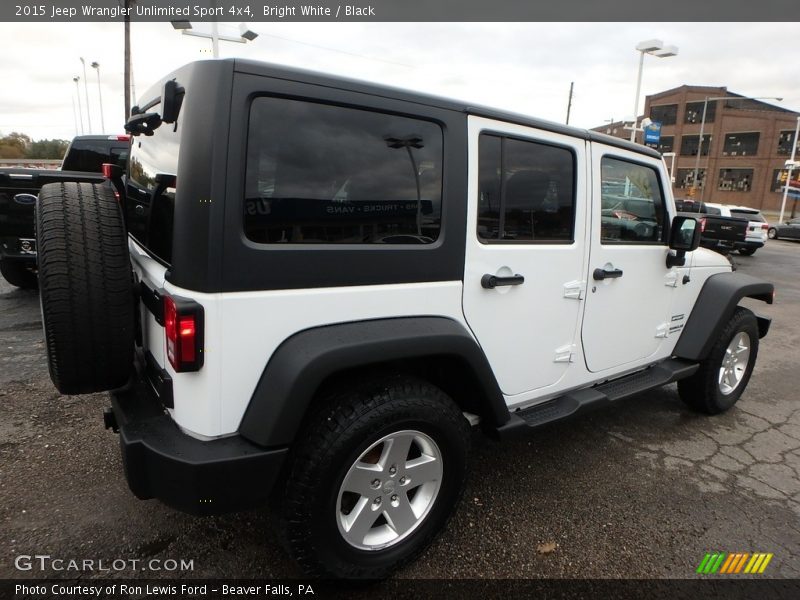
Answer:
[
  {"xmin": 0, "ymin": 259, "xmax": 37, "ymax": 289},
  {"xmin": 36, "ymin": 181, "xmax": 134, "ymax": 394},
  {"xmin": 678, "ymin": 307, "xmax": 759, "ymax": 415},
  {"xmin": 281, "ymin": 375, "xmax": 471, "ymax": 579},
  {"xmin": 738, "ymin": 247, "xmax": 756, "ymax": 256}
]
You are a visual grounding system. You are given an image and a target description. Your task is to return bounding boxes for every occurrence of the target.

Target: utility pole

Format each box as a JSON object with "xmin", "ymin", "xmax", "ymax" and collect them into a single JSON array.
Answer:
[
  {"xmin": 124, "ymin": 0, "xmax": 133, "ymax": 119},
  {"xmin": 565, "ymin": 82, "xmax": 574, "ymax": 125}
]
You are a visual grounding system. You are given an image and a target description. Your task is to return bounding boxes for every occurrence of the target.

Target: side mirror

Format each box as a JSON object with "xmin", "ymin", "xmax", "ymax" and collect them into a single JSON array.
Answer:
[{"xmin": 667, "ymin": 215, "xmax": 701, "ymax": 268}]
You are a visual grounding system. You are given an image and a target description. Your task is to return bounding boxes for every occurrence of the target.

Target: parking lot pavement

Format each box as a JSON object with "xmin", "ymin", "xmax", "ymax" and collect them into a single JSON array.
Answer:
[{"xmin": 1, "ymin": 240, "xmax": 798, "ymax": 580}]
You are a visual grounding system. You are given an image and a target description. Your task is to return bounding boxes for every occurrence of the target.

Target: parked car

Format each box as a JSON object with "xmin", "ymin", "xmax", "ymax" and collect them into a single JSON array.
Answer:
[
  {"xmin": 674, "ymin": 199, "xmax": 748, "ymax": 255},
  {"xmin": 34, "ymin": 59, "xmax": 774, "ymax": 579},
  {"xmin": 715, "ymin": 204, "xmax": 768, "ymax": 256},
  {"xmin": 0, "ymin": 135, "xmax": 130, "ymax": 288},
  {"xmin": 768, "ymin": 217, "xmax": 800, "ymax": 241}
]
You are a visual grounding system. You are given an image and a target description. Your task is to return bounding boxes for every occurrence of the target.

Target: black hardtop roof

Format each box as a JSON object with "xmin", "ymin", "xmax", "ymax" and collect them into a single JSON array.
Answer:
[{"xmin": 230, "ymin": 58, "xmax": 661, "ymax": 160}]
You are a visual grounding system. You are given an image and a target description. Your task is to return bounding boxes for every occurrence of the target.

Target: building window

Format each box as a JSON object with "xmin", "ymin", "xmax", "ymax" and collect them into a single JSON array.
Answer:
[
  {"xmin": 718, "ymin": 168, "xmax": 753, "ymax": 192},
  {"xmin": 777, "ymin": 130, "xmax": 799, "ymax": 156},
  {"xmin": 650, "ymin": 104, "xmax": 677, "ymax": 126},
  {"xmin": 244, "ymin": 97, "xmax": 443, "ymax": 244},
  {"xmin": 684, "ymin": 100, "xmax": 716, "ymax": 124},
  {"xmin": 722, "ymin": 132, "xmax": 760, "ymax": 157},
  {"xmin": 679, "ymin": 134, "xmax": 712, "ymax": 156},
  {"xmin": 676, "ymin": 168, "xmax": 706, "ymax": 190},
  {"xmin": 656, "ymin": 136, "xmax": 674, "ymax": 153},
  {"xmin": 477, "ymin": 134, "xmax": 576, "ymax": 243}
]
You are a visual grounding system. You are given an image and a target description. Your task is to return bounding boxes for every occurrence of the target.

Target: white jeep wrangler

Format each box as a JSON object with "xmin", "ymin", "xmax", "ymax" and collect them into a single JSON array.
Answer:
[{"xmin": 35, "ymin": 59, "xmax": 773, "ymax": 579}]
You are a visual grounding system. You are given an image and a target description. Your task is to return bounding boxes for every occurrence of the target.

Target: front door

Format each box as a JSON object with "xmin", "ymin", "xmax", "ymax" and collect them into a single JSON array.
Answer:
[
  {"xmin": 462, "ymin": 117, "xmax": 588, "ymax": 397},
  {"xmin": 581, "ymin": 146, "xmax": 677, "ymax": 373}
]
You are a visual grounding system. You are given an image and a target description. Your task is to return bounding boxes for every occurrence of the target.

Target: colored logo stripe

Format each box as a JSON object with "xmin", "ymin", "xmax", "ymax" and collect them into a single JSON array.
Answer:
[{"xmin": 697, "ymin": 552, "xmax": 773, "ymax": 574}]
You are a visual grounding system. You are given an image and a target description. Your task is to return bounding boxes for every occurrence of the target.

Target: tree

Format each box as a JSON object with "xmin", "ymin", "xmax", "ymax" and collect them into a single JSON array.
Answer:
[{"xmin": 0, "ymin": 132, "xmax": 31, "ymax": 158}]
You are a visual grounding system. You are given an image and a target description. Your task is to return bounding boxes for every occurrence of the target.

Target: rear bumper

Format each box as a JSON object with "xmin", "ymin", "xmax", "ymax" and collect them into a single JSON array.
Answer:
[
  {"xmin": 0, "ymin": 236, "xmax": 37, "ymax": 262},
  {"xmin": 735, "ymin": 240, "xmax": 765, "ymax": 250},
  {"xmin": 110, "ymin": 367, "xmax": 288, "ymax": 516}
]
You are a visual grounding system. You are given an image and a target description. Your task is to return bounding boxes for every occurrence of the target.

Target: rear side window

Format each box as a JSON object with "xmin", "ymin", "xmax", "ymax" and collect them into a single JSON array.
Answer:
[
  {"xmin": 477, "ymin": 133, "xmax": 575, "ymax": 243},
  {"xmin": 62, "ymin": 140, "xmax": 129, "ymax": 172},
  {"xmin": 126, "ymin": 104, "xmax": 179, "ymax": 264},
  {"xmin": 244, "ymin": 97, "xmax": 443, "ymax": 244},
  {"xmin": 731, "ymin": 209, "xmax": 765, "ymax": 222}
]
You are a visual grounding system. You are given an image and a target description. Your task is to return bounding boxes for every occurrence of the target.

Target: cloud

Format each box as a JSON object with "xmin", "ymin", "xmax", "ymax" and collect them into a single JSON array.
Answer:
[{"xmin": 0, "ymin": 22, "xmax": 797, "ymax": 140}]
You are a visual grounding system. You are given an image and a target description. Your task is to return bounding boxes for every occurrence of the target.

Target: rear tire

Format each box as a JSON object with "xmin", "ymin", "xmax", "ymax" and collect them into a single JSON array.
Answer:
[
  {"xmin": 737, "ymin": 247, "xmax": 756, "ymax": 256},
  {"xmin": 767, "ymin": 228, "xmax": 777, "ymax": 240},
  {"xmin": 281, "ymin": 376, "xmax": 470, "ymax": 579},
  {"xmin": 0, "ymin": 259, "xmax": 37, "ymax": 289},
  {"xmin": 678, "ymin": 307, "xmax": 759, "ymax": 415},
  {"xmin": 36, "ymin": 181, "xmax": 134, "ymax": 395}
]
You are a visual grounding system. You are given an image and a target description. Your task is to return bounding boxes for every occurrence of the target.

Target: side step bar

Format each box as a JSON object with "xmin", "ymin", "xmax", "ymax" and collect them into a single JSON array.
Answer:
[{"xmin": 495, "ymin": 359, "xmax": 698, "ymax": 438}]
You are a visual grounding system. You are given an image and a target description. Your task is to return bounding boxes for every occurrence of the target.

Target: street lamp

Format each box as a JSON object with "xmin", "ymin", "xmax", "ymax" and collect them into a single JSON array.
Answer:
[
  {"xmin": 72, "ymin": 76, "xmax": 84, "ymax": 135},
  {"xmin": 171, "ymin": 1, "xmax": 257, "ymax": 59},
  {"xmin": 779, "ymin": 116, "xmax": 800, "ymax": 223},
  {"xmin": 691, "ymin": 95, "xmax": 783, "ymax": 201},
  {"xmin": 628, "ymin": 39, "xmax": 678, "ymax": 143},
  {"xmin": 91, "ymin": 61, "xmax": 105, "ymax": 134},
  {"xmin": 79, "ymin": 57, "xmax": 92, "ymax": 133}
]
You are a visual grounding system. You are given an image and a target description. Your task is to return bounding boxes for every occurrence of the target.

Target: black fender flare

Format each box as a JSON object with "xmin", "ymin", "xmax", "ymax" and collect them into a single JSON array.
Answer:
[
  {"xmin": 673, "ymin": 272, "xmax": 773, "ymax": 361},
  {"xmin": 238, "ymin": 317, "xmax": 508, "ymax": 447}
]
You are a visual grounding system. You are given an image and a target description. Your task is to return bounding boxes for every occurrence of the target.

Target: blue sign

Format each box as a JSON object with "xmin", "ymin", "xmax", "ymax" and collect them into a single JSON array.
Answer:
[{"xmin": 643, "ymin": 121, "xmax": 662, "ymax": 147}]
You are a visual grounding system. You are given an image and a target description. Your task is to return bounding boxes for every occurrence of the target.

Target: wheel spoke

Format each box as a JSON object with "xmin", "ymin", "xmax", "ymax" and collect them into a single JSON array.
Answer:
[
  {"xmin": 343, "ymin": 497, "xmax": 379, "ymax": 544},
  {"xmin": 404, "ymin": 455, "xmax": 442, "ymax": 486},
  {"xmin": 385, "ymin": 496, "xmax": 417, "ymax": 535},
  {"xmin": 385, "ymin": 434, "xmax": 414, "ymax": 469},
  {"xmin": 342, "ymin": 463, "xmax": 381, "ymax": 495}
]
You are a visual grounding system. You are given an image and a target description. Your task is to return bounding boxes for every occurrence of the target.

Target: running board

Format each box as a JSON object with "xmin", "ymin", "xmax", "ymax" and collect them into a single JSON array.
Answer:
[{"xmin": 495, "ymin": 359, "xmax": 698, "ymax": 438}]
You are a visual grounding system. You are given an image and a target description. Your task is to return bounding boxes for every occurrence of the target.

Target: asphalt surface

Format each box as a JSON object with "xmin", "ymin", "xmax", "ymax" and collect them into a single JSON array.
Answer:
[{"xmin": 1, "ymin": 240, "xmax": 799, "ymax": 581}]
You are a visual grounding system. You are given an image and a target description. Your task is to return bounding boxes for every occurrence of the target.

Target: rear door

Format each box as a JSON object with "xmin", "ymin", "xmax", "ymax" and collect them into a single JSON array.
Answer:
[
  {"xmin": 581, "ymin": 144, "xmax": 676, "ymax": 373},
  {"xmin": 462, "ymin": 117, "xmax": 588, "ymax": 397}
]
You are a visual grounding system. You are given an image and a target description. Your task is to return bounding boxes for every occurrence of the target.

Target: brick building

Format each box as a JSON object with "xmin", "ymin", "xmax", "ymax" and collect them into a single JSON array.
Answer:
[{"xmin": 593, "ymin": 86, "xmax": 800, "ymax": 212}]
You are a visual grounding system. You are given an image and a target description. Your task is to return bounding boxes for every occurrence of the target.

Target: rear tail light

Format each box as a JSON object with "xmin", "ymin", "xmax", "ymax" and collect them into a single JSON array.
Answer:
[
  {"xmin": 110, "ymin": 135, "xmax": 131, "ymax": 141},
  {"xmin": 761, "ymin": 224, "xmax": 769, "ymax": 230},
  {"xmin": 700, "ymin": 217, "xmax": 707, "ymax": 233},
  {"xmin": 164, "ymin": 295, "xmax": 204, "ymax": 372}
]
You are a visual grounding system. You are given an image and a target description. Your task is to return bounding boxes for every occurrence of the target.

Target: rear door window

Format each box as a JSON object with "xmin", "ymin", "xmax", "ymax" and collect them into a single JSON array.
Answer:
[{"xmin": 244, "ymin": 97, "xmax": 443, "ymax": 244}]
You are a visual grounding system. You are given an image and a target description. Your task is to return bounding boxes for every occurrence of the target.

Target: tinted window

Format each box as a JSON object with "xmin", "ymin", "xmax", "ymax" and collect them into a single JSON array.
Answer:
[
  {"xmin": 62, "ymin": 139, "xmax": 129, "ymax": 172},
  {"xmin": 650, "ymin": 104, "xmax": 677, "ymax": 126},
  {"xmin": 477, "ymin": 134, "xmax": 575, "ymax": 243},
  {"xmin": 731, "ymin": 209, "xmax": 765, "ymax": 223},
  {"xmin": 126, "ymin": 103, "xmax": 180, "ymax": 264},
  {"xmin": 244, "ymin": 98, "xmax": 443, "ymax": 244},
  {"xmin": 600, "ymin": 157, "xmax": 666, "ymax": 244}
]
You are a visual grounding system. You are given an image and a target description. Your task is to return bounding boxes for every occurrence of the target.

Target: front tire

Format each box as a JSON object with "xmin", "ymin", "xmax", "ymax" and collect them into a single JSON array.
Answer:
[
  {"xmin": 678, "ymin": 307, "xmax": 759, "ymax": 414},
  {"xmin": 281, "ymin": 376, "xmax": 470, "ymax": 578}
]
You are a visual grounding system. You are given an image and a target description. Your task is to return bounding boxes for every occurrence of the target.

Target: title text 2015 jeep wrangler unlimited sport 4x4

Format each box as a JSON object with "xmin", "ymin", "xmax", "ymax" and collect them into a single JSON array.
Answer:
[{"xmin": 35, "ymin": 60, "xmax": 773, "ymax": 579}]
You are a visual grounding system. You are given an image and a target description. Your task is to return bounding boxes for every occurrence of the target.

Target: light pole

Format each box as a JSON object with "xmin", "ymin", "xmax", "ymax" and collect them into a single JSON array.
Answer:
[
  {"xmin": 79, "ymin": 57, "xmax": 92, "ymax": 133},
  {"xmin": 91, "ymin": 61, "xmax": 106, "ymax": 134},
  {"xmin": 171, "ymin": 17, "xmax": 258, "ymax": 58},
  {"xmin": 691, "ymin": 95, "xmax": 783, "ymax": 201},
  {"xmin": 73, "ymin": 76, "xmax": 84, "ymax": 135},
  {"xmin": 628, "ymin": 39, "xmax": 678, "ymax": 143},
  {"xmin": 779, "ymin": 116, "xmax": 800, "ymax": 223}
]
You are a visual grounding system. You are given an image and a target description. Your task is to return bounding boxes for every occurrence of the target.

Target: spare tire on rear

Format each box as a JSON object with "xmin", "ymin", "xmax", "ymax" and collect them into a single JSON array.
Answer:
[{"xmin": 36, "ymin": 181, "xmax": 134, "ymax": 394}]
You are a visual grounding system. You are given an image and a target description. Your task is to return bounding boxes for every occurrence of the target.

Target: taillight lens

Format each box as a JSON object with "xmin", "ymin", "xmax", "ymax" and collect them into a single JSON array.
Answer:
[
  {"xmin": 164, "ymin": 295, "xmax": 204, "ymax": 372},
  {"xmin": 761, "ymin": 224, "xmax": 769, "ymax": 230},
  {"xmin": 700, "ymin": 217, "xmax": 707, "ymax": 233}
]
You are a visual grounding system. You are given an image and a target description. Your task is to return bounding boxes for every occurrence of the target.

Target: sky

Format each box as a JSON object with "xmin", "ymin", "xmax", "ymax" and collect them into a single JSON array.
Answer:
[{"xmin": 1, "ymin": 22, "xmax": 798, "ymax": 141}]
